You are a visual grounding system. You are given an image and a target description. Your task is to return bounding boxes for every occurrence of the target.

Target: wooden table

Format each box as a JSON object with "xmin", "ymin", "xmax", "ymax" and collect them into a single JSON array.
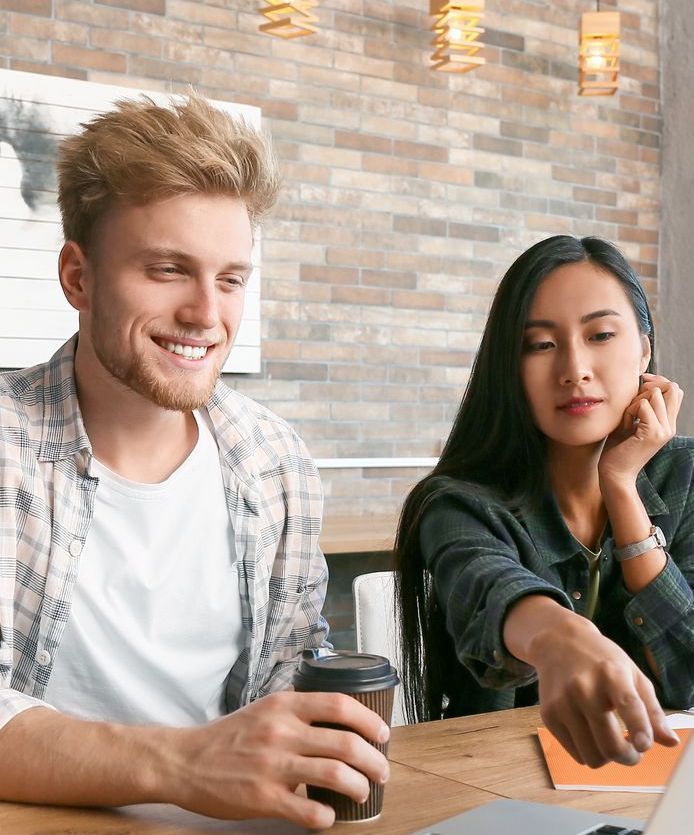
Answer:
[
  {"xmin": 0, "ymin": 762, "xmax": 494, "ymax": 835},
  {"xmin": 388, "ymin": 705, "xmax": 657, "ymax": 822},
  {"xmin": 0, "ymin": 705, "xmax": 657, "ymax": 834},
  {"xmin": 319, "ymin": 513, "xmax": 398, "ymax": 555}
]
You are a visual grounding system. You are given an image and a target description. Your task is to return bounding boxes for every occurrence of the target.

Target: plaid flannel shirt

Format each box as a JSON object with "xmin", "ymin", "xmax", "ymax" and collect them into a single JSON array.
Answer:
[
  {"xmin": 420, "ymin": 437, "xmax": 694, "ymax": 716},
  {"xmin": 0, "ymin": 336, "xmax": 328, "ymax": 730}
]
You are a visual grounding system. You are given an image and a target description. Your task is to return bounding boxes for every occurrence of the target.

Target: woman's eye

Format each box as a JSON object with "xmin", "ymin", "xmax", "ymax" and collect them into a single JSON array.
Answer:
[
  {"xmin": 526, "ymin": 340, "xmax": 554, "ymax": 353},
  {"xmin": 591, "ymin": 331, "xmax": 616, "ymax": 343}
]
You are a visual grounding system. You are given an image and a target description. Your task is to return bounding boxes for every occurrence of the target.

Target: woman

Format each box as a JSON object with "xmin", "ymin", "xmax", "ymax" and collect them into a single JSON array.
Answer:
[{"xmin": 395, "ymin": 235, "xmax": 691, "ymax": 768}]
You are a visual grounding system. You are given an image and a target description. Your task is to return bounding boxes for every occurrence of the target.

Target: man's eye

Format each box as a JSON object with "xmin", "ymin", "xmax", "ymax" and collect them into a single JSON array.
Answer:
[
  {"xmin": 220, "ymin": 275, "xmax": 245, "ymax": 287},
  {"xmin": 149, "ymin": 264, "xmax": 181, "ymax": 277}
]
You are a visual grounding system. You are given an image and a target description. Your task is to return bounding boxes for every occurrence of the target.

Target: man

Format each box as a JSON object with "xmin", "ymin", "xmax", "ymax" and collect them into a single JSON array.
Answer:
[{"xmin": 0, "ymin": 95, "xmax": 388, "ymax": 829}]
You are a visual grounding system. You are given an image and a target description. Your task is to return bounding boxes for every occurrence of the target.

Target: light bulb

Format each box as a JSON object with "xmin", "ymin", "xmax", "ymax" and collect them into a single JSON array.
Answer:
[{"xmin": 586, "ymin": 53, "xmax": 607, "ymax": 69}]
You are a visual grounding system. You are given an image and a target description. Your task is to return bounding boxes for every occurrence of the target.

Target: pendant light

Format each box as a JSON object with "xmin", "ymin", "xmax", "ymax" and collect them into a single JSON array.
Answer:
[
  {"xmin": 430, "ymin": 1, "xmax": 486, "ymax": 74},
  {"xmin": 578, "ymin": 4, "xmax": 620, "ymax": 95},
  {"xmin": 258, "ymin": 1, "xmax": 318, "ymax": 39}
]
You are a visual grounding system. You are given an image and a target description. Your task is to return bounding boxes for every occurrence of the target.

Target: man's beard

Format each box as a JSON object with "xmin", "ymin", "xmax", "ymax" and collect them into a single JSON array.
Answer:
[{"xmin": 90, "ymin": 309, "xmax": 226, "ymax": 412}]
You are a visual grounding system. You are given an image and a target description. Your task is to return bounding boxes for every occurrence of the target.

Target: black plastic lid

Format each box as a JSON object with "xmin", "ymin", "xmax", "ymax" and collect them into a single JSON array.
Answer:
[{"xmin": 293, "ymin": 649, "xmax": 399, "ymax": 693}]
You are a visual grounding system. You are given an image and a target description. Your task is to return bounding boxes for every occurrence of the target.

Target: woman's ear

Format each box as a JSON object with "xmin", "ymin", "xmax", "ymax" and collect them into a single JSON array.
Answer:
[
  {"xmin": 58, "ymin": 241, "xmax": 91, "ymax": 312},
  {"xmin": 639, "ymin": 333, "xmax": 652, "ymax": 373}
]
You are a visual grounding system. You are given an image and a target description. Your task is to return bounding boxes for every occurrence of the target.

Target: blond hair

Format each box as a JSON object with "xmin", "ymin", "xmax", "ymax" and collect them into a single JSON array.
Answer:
[{"xmin": 57, "ymin": 93, "xmax": 280, "ymax": 247}]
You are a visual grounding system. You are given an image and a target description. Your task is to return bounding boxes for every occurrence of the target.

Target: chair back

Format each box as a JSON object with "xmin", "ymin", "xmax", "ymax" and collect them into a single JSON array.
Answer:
[{"xmin": 352, "ymin": 570, "xmax": 406, "ymax": 726}]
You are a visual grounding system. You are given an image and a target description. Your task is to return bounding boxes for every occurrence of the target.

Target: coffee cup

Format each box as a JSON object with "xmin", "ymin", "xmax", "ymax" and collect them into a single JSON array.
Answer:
[{"xmin": 293, "ymin": 648, "xmax": 399, "ymax": 822}]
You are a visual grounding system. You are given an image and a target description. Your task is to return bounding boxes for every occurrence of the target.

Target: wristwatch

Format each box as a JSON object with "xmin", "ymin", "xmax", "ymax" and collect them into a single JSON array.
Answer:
[{"xmin": 614, "ymin": 525, "xmax": 666, "ymax": 562}]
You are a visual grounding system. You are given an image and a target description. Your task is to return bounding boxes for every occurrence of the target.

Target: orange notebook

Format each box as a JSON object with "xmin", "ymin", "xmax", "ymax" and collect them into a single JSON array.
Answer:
[{"xmin": 537, "ymin": 726, "xmax": 692, "ymax": 792}]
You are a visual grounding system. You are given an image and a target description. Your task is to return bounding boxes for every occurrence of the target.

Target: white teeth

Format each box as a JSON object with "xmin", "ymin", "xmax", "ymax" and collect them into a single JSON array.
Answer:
[{"xmin": 160, "ymin": 341, "xmax": 208, "ymax": 360}]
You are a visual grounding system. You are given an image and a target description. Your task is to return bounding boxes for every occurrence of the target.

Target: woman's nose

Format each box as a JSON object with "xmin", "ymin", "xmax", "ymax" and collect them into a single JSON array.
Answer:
[{"xmin": 559, "ymin": 345, "xmax": 593, "ymax": 385}]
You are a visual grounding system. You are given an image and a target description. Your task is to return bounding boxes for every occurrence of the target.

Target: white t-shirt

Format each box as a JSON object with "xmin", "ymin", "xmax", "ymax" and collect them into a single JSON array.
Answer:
[{"xmin": 45, "ymin": 410, "xmax": 243, "ymax": 726}]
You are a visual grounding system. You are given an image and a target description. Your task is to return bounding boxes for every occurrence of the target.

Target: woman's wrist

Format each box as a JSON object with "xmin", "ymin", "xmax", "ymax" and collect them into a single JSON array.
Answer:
[
  {"xmin": 598, "ymin": 471, "xmax": 639, "ymax": 500},
  {"xmin": 525, "ymin": 609, "xmax": 599, "ymax": 668},
  {"xmin": 598, "ymin": 475, "xmax": 667, "ymax": 592},
  {"xmin": 503, "ymin": 594, "xmax": 594, "ymax": 667},
  {"xmin": 599, "ymin": 479, "xmax": 653, "ymax": 549}
]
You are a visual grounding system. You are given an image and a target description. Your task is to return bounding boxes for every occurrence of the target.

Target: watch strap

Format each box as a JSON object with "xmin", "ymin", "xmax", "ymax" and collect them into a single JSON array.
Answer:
[{"xmin": 614, "ymin": 525, "xmax": 666, "ymax": 562}]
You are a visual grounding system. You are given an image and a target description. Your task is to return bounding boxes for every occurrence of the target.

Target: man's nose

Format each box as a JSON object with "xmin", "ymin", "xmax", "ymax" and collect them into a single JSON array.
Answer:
[{"xmin": 177, "ymin": 281, "xmax": 220, "ymax": 330}]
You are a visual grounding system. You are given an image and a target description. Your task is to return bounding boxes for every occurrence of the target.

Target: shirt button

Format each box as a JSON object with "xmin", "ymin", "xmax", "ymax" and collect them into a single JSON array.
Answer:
[
  {"xmin": 493, "ymin": 650, "xmax": 501, "ymax": 662},
  {"xmin": 572, "ymin": 591, "xmax": 582, "ymax": 600},
  {"xmin": 633, "ymin": 616, "xmax": 644, "ymax": 626},
  {"xmin": 35, "ymin": 650, "xmax": 51, "ymax": 666},
  {"xmin": 69, "ymin": 539, "xmax": 82, "ymax": 557}
]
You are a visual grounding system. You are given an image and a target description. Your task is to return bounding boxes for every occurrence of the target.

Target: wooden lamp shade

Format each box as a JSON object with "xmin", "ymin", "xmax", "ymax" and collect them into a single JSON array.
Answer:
[
  {"xmin": 430, "ymin": 0, "xmax": 485, "ymax": 74},
  {"xmin": 258, "ymin": 0, "xmax": 318, "ymax": 39},
  {"xmin": 578, "ymin": 11, "xmax": 620, "ymax": 96}
]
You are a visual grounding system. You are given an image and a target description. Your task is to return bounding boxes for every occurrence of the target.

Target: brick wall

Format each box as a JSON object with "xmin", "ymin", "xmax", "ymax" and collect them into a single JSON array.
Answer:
[{"xmin": 0, "ymin": 0, "xmax": 661, "ymax": 518}]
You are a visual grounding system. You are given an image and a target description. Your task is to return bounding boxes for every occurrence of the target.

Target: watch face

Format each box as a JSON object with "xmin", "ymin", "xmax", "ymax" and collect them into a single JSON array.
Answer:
[{"xmin": 654, "ymin": 526, "xmax": 666, "ymax": 547}]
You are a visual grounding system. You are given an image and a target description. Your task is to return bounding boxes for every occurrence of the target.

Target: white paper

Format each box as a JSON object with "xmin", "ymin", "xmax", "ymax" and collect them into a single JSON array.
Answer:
[{"xmin": 666, "ymin": 712, "xmax": 694, "ymax": 729}]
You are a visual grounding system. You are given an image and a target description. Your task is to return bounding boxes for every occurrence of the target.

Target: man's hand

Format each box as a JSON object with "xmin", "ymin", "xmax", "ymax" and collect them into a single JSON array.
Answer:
[
  {"xmin": 166, "ymin": 690, "xmax": 390, "ymax": 829},
  {"xmin": 504, "ymin": 596, "xmax": 679, "ymax": 768},
  {"xmin": 0, "ymin": 691, "xmax": 389, "ymax": 829}
]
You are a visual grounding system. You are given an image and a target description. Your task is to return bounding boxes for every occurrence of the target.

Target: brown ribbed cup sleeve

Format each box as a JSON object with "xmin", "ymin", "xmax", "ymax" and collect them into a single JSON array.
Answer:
[{"xmin": 306, "ymin": 686, "xmax": 395, "ymax": 822}]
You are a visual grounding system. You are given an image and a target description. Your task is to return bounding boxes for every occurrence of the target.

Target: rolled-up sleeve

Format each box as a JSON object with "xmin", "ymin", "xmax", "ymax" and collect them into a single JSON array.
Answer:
[
  {"xmin": 0, "ymin": 690, "xmax": 55, "ymax": 730},
  {"xmin": 254, "ymin": 432, "xmax": 331, "ymax": 699},
  {"xmin": 259, "ymin": 548, "xmax": 331, "ymax": 696},
  {"xmin": 420, "ymin": 490, "xmax": 572, "ymax": 690},
  {"xmin": 621, "ymin": 556, "xmax": 694, "ymax": 707},
  {"xmin": 0, "ymin": 424, "xmax": 50, "ymax": 729},
  {"xmin": 615, "ymin": 449, "xmax": 694, "ymax": 707}
]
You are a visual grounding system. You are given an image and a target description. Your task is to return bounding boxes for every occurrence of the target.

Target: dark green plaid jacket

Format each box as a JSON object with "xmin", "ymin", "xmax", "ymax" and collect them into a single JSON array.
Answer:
[{"xmin": 420, "ymin": 437, "xmax": 694, "ymax": 717}]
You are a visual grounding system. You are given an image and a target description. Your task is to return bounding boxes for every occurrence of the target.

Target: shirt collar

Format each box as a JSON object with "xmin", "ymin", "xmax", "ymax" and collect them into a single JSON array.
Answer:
[
  {"xmin": 37, "ymin": 334, "xmax": 91, "ymax": 463},
  {"xmin": 636, "ymin": 465, "xmax": 670, "ymax": 517},
  {"xmin": 205, "ymin": 380, "xmax": 273, "ymax": 491},
  {"xmin": 524, "ymin": 491, "xmax": 581, "ymax": 566},
  {"xmin": 36, "ymin": 336, "xmax": 274, "ymax": 494}
]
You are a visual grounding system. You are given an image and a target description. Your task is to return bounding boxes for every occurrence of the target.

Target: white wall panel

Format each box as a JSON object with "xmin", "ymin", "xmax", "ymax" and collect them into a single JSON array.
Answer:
[{"xmin": 0, "ymin": 68, "xmax": 263, "ymax": 373}]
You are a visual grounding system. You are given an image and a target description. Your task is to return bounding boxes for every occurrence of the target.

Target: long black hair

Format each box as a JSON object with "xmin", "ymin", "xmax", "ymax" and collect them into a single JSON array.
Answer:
[{"xmin": 394, "ymin": 235, "xmax": 656, "ymax": 723}]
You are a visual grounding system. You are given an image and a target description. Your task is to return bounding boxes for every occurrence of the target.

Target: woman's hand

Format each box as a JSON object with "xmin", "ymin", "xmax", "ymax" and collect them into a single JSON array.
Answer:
[
  {"xmin": 504, "ymin": 595, "xmax": 680, "ymax": 767},
  {"xmin": 533, "ymin": 615, "xmax": 680, "ymax": 767},
  {"xmin": 598, "ymin": 374, "xmax": 683, "ymax": 489}
]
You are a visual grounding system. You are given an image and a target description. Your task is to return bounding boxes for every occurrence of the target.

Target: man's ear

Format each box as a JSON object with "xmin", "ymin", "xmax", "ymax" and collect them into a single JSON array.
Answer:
[
  {"xmin": 59, "ymin": 241, "xmax": 91, "ymax": 312},
  {"xmin": 640, "ymin": 333, "xmax": 652, "ymax": 373}
]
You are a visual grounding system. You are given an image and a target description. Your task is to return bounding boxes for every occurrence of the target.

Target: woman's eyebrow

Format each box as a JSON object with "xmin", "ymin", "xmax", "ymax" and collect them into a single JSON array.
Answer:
[
  {"xmin": 525, "ymin": 309, "xmax": 622, "ymax": 329},
  {"xmin": 580, "ymin": 308, "xmax": 621, "ymax": 324}
]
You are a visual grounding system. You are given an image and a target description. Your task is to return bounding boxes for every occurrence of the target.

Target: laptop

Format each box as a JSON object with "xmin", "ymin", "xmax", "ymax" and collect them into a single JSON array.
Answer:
[{"xmin": 409, "ymin": 733, "xmax": 693, "ymax": 835}]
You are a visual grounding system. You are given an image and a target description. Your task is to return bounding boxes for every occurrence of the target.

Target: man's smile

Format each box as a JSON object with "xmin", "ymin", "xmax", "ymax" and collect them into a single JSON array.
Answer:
[{"xmin": 151, "ymin": 336, "xmax": 221, "ymax": 362}]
